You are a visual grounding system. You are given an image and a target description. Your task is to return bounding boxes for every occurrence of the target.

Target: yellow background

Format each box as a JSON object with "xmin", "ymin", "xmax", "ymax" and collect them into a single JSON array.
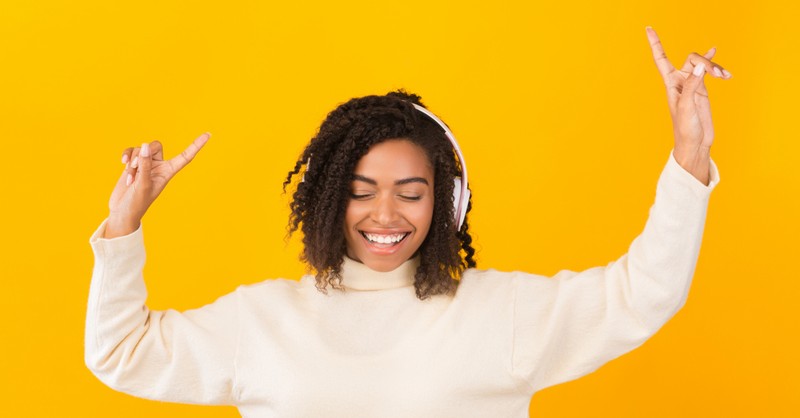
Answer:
[{"xmin": 1, "ymin": 0, "xmax": 797, "ymax": 416}]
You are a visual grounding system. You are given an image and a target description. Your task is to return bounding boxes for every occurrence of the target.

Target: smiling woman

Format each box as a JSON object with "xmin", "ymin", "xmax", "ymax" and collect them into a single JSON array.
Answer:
[
  {"xmin": 85, "ymin": 28, "xmax": 727, "ymax": 418},
  {"xmin": 282, "ymin": 91, "xmax": 475, "ymax": 299}
]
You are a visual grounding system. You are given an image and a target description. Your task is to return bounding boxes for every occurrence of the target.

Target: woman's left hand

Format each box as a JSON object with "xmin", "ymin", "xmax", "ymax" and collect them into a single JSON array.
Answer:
[{"xmin": 645, "ymin": 26, "xmax": 731, "ymax": 185}]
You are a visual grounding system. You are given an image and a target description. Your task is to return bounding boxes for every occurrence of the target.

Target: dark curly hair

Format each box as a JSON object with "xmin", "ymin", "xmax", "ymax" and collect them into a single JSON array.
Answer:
[{"xmin": 283, "ymin": 90, "xmax": 476, "ymax": 300}]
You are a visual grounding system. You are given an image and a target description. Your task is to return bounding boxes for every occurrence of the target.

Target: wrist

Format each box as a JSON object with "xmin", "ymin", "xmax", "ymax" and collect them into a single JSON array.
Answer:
[
  {"xmin": 104, "ymin": 213, "xmax": 141, "ymax": 238},
  {"xmin": 673, "ymin": 146, "xmax": 711, "ymax": 186}
]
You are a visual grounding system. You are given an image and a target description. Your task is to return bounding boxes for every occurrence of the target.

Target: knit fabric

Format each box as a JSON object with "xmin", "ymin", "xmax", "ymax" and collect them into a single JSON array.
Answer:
[{"xmin": 85, "ymin": 150, "xmax": 719, "ymax": 417}]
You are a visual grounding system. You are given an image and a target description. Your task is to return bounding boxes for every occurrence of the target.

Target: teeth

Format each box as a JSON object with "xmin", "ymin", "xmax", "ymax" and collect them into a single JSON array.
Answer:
[{"xmin": 363, "ymin": 232, "xmax": 407, "ymax": 244}]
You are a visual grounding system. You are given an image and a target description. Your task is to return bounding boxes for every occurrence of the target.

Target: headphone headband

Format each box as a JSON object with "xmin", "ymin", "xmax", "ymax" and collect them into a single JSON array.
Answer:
[{"xmin": 410, "ymin": 103, "xmax": 470, "ymax": 230}]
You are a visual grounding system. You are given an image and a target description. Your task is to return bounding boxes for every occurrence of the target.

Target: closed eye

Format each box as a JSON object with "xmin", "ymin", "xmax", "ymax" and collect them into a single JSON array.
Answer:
[{"xmin": 350, "ymin": 193, "xmax": 422, "ymax": 201}]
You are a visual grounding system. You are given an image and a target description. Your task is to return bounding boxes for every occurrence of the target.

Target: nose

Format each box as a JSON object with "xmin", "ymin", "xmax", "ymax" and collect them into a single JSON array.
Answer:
[{"xmin": 370, "ymin": 194, "xmax": 398, "ymax": 225}]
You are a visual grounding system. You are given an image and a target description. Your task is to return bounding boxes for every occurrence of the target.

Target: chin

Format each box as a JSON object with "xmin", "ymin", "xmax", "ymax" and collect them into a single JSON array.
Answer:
[{"xmin": 362, "ymin": 258, "xmax": 406, "ymax": 272}]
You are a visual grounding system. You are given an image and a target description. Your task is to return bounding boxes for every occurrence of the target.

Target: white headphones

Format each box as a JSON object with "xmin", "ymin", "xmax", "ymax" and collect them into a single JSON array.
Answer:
[
  {"xmin": 410, "ymin": 103, "xmax": 471, "ymax": 230},
  {"xmin": 302, "ymin": 103, "xmax": 471, "ymax": 230}
]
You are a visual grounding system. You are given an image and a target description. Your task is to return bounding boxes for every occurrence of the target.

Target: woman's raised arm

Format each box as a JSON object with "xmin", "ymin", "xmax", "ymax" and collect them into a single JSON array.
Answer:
[
  {"xmin": 85, "ymin": 133, "xmax": 239, "ymax": 404},
  {"xmin": 510, "ymin": 28, "xmax": 728, "ymax": 392}
]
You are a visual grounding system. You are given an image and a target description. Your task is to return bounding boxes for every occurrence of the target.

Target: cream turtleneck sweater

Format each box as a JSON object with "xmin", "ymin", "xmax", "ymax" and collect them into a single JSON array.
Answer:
[{"xmin": 85, "ymin": 150, "xmax": 719, "ymax": 417}]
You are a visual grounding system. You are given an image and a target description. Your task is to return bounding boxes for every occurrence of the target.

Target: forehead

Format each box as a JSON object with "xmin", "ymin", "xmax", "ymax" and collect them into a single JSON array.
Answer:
[{"xmin": 353, "ymin": 139, "xmax": 433, "ymax": 180}]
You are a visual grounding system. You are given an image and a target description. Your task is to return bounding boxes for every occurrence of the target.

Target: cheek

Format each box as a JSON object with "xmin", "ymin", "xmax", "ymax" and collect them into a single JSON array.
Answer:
[
  {"xmin": 343, "ymin": 206, "xmax": 356, "ymax": 232},
  {"xmin": 344, "ymin": 202, "xmax": 366, "ymax": 231}
]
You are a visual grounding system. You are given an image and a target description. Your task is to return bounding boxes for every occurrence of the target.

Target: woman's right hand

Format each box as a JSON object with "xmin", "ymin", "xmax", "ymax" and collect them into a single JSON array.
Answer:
[{"xmin": 104, "ymin": 133, "xmax": 211, "ymax": 238}]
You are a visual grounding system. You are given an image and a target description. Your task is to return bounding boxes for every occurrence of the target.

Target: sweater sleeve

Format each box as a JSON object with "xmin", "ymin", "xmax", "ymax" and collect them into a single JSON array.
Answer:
[
  {"xmin": 84, "ymin": 219, "xmax": 239, "ymax": 405},
  {"xmin": 511, "ymin": 149, "xmax": 720, "ymax": 393}
]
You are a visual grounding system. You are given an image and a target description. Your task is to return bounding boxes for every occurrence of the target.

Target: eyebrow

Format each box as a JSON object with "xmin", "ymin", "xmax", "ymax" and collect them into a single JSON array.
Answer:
[{"xmin": 353, "ymin": 174, "xmax": 429, "ymax": 186}]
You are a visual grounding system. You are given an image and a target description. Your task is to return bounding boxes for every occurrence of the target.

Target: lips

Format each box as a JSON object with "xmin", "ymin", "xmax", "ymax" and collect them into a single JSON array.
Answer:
[{"xmin": 358, "ymin": 230, "xmax": 411, "ymax": 254}]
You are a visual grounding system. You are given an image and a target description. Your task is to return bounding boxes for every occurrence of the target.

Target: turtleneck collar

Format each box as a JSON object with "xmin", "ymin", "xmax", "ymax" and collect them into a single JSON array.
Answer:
[{"xmin": 340, "ymin": 256, "xmax": 418, "ymax": 291}]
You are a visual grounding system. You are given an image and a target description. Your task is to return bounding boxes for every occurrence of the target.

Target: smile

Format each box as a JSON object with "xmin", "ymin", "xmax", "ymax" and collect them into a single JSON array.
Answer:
[{"xmin": 359, "ymin": 231, "xmax": 410, "ymax": 246}]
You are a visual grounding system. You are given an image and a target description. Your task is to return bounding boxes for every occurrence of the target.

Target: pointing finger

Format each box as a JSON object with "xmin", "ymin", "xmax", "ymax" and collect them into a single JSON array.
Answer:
[
  {"xmin": 645, "ymin": 26, "xmax": 675, "ymax": 81},
  {"xmin": 169, "ymin": 132, "xmax": 211, "ymax": 173}
]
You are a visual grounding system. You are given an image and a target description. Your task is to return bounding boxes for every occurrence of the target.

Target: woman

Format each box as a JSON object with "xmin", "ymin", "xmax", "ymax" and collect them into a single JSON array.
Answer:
[{"xmin": 85, "ymin": 28, "xmax": 727, "ymax": 416}]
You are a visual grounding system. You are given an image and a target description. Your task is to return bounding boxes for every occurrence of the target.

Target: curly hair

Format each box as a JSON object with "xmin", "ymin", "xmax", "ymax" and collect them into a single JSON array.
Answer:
[{"xmin": 283, "ymin": 90, "xmax": 476, "ymax": 300}]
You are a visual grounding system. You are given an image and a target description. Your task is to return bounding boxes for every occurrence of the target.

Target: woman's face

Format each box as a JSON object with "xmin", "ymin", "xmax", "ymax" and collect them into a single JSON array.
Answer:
[{"xmin": 344, "ymin": 139, "xmax": 434, "ymax": 272}]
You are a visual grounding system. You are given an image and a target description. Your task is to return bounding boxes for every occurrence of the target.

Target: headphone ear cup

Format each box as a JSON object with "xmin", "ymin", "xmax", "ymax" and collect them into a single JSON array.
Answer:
[
  {"xmin": 459, "ymin": 188, "xmax": 470, "ymax": 230},
  {"xmin": 452, "ymin": 178, "xmax": 462, "ymax": 219},
  {"xmin": 453, "ymin": 178, "xmax": 470, "ymax": 230}
]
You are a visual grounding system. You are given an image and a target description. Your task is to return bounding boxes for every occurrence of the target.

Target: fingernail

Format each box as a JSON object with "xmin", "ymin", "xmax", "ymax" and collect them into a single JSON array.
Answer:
[
  {"xmin": 126, "ymin": 174, "xmax": 133, "ymax": 186},
  {"xmin": 722, "ymin": 69, "xmax": 732, "ymax": 78},
  {"xmin": 197, "ymin": 132, "xmax": 211, "ymax": 147},
  {"xmin": 693, "ymin": 63, "xmax": 705, "ymax": 77},
  {"xmin": 122, "ymin": 154, "xmax": 129, "ymax": 164},
  {"xmin": 131, "ymin": 157, "xmax": 139, "ymax": 168},
  {"xmin": 713, "ymin": 66, "xmax": 723, "ymax": 77},
  {"xmin": 141, "ymin": 142, "xmax": 150, "ymax": 157}
]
